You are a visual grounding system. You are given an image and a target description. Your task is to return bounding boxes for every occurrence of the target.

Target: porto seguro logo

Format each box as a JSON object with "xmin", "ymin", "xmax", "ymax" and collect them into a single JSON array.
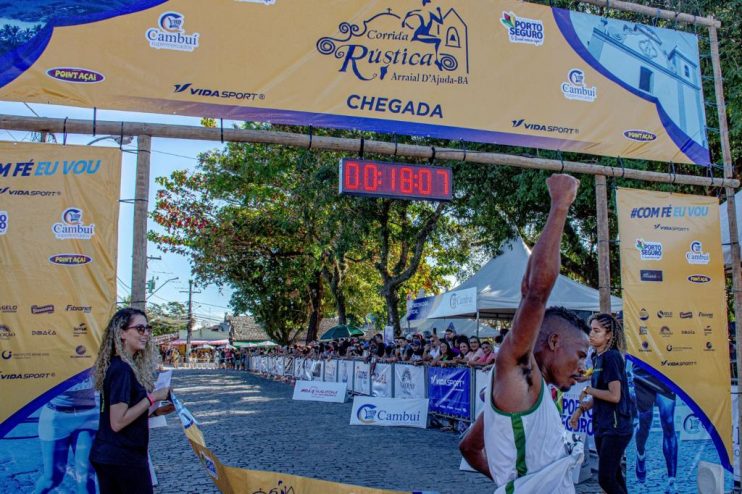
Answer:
[
  {"xmin": 316, "ymin": 1, "xmax": 469, "ymax": 90},
  {"xmin": 146, "ymin": 12, "xmax": 200, "ymax": 52},
  {"xmin": 500, "ymin": 11, "xmax": 544, "ymax": 46},
  {"xmin": 685, "ymin": 241, "xmax": 710, "ymax": 265},
  {"xmin": 52, "ymin": 208, "xmax": 95, "ymax": 240},
  {"xmin": 635, "ymin": 239, "xmax": 662, "ymax": 260},
  {"xmin": 561, "ymin": 69, "xmax": 597, "ymax": 102}
]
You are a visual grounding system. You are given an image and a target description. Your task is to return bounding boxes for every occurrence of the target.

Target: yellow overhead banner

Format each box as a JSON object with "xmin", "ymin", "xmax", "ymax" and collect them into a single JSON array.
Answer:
[
  {"xmin": 617, "ymin": 188, "xmax": 731, "ymax": 473},
  {"xmin": 0, "ymin": 0, "xmax": 709, "ymax": 164},
  {"xmin": 0, "ymin": 142, "xmax": 120, "ymax": 491}
]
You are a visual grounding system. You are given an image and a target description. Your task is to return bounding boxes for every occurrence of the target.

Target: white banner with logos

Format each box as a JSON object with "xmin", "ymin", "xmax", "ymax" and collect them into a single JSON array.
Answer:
[
  {"xmin": 426, "ymin": 287, "xmax": 478, "ymax": 319},
  {"xmin": 294, "ymin": 358, "xmax": 303, "ymax": 378},
  {"xmin": 350, "ymin": 397, "xmax": 428, "ymax": 428},
  {"xmin": 353, "ymin": 362, "xmax": 371, "ymax": 395},
  {"xmin": 324, "ymin": 359, "xmax": 337, "ymax": 382},
  {"xmin": 371, "ymin": 363, "xmax": 393, "ymax": 397},
  {"xmin": 309, "ymin": 360, "xmax": 324, "ymax": 381},
  {"xmin": 560, "ymin": 382, "xmax": 593, "ymax": 437},
  {"xmin": 292, "ymin": 380, "xmax": 348, "ymax": 403},
  {"xmin": 275, "ymin": 357, "xmax": 285, "ymax": 376},
  {"xmin": 283, "ymin": 357, "xmax": 293, "ymax": 376},
  {"xmin": 339, "ymin": 360, "xmax": 354, "ymax": 391},
  {"xmin": 393, "ymin": 364, "xmax": 426, "ymax": 399},
  {"xmin": 474, "ymin": 369, "xmax": 489, "ymax": 417}
]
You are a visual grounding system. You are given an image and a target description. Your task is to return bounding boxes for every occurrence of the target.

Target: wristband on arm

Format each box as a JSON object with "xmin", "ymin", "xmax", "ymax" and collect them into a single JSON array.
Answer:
[{"xmin": 146, "ymin": 393, "xmax": 155, "ymax": 407}]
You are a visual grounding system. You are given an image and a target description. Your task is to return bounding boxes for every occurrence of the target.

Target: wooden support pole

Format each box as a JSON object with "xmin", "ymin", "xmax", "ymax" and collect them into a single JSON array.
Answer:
[
  {"xmin": 0, "ymin": 114, "xmax": 735, "ymax": 189},
  {"xmin": 710, "ymin": 25, "xmax": 742, "ymax": 484},
  {"xmin": 130, "ymin": 135, "xmax": 151, "ymax": 311},
  {"xmin": 595, "ymin": 175, "xmax": 611, "ymax": 313},
  {"xmin": 578, "ymin": 0, "xmax": 720, "ymax": 28}
]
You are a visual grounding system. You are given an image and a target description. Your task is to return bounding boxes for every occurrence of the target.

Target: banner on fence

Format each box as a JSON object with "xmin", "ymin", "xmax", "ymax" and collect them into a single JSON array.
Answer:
[
  {"xmin": 560, "ymin": 382, "xmax": 593, "ymax": 437},
  {"xmin": 0, "ymin": 142, "xmax": 121, "ymax": 492},
  {"xmin": 350, "ymin": 397, "xmax": 428, "ymax": 429},
  {"xmin": 372, "ymin": 363, "xmax": 393, "ymax": 397},
  {"xmin": 309, "ymin": 359, "xmax": 324, "ymax": 381},
  {"xmin": 354, "ymin": 362, "xmax": 371, "ymax": 395},
  {"xmin": 293, "ymin": 380, "xmax": 348, "ymax": 404},
  {"xmin": 294, "ymin": 358, "xmax": 304, "ymax": 379},
  {"xmin": 324, "ymin": 358, "xmax": 338, "ymax": 382},
  {"xmin": 617, "ymin": 188, "xmax": 732, "ymax": 490},
  {"xmin": 428, "ymin": 367, "xmax": 471, "ymax": 419},
  {"xmin": 394, "ymin": 364, "xmax": 426, "ymax": 399},
  {"xmin": 0, "ymin": 0, "xmax": 709, "ymax": 164},
  {"xmin": 339, "ymin": 360, "xmax": 354, "ymax": 391}
]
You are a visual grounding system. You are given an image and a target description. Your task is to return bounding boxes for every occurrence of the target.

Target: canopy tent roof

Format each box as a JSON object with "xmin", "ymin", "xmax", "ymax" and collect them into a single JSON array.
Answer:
[
  {"xmin": 719, "ymin": 190, "xmax": 741, "ymax": 266},
  {"xmin": 414, "ymin": 238, "xmax": 622, "ymax": 320}
]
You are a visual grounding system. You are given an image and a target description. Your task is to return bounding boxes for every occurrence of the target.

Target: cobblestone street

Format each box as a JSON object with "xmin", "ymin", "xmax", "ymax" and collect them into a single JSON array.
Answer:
[{"xmin": 150, "ymin": 369, "xmax": 602, "ymax": 494}]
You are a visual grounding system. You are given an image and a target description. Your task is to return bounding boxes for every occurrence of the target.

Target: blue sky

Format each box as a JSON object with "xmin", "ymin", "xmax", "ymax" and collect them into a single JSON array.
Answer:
[{"xmin": 0, "ymin": 101, "xmax": 236, "ymax": 328}]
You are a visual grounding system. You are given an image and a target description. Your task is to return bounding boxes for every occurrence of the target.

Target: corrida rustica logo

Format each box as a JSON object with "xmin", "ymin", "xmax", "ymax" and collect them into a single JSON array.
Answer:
[{"xmin": 316, "ymin": 0, "xmax": 469, "ymax": 84}]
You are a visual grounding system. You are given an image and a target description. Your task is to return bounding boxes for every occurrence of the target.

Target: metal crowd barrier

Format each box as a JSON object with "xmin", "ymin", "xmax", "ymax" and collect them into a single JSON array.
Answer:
[{"xmin": 246, "ymin": 355, "xmax": 486, "ymax": 422}]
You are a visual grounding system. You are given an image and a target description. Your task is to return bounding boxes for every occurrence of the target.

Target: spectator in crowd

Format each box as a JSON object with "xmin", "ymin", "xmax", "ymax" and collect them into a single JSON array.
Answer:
[
  {"xmin": 470, "ymin": 340, "xmax": 496, "ymax": 368},
  {"xmin": 443, "ymin": 327, "xmax": 457, "ymax": 354},
  {"xmin": 424, "ymin": 335, "xmax": 441, "ymax": 362},
  {"xmin": 404, "ymin": 337, "xmax": 425, "ymax": 363},
  {"xmin": 433, "ymin": 340, "xmax": 456, "ymax": 366},
  {"xmin": 468, "ymin": 336, "xmax": 484, "ymax": 362},
  {"xmin": 455, "ymin": 340, "xmax": 471, "ymax": 365}
]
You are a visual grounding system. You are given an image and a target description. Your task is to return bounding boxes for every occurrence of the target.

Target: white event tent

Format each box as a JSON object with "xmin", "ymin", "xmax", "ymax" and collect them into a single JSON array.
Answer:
[{"xmin": 412, "ymin": 238, "xmax": 622, "ymax": 324}]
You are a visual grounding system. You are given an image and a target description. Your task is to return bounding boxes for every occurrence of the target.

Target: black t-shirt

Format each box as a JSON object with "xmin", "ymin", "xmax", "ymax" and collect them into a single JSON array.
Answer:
[
  {"xmin": 591, "ymin": 349, "xmax": 632, "ymax": 436},
  {"xmin": 90, "ymin": 356, "xmax": 149, "ymax": 467}
]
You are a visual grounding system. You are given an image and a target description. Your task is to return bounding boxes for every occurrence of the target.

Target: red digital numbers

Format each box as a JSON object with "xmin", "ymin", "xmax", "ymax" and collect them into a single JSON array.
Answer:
[{"xmin": 339, "ymin": 159, "xmax": 452, "ymax": 201}]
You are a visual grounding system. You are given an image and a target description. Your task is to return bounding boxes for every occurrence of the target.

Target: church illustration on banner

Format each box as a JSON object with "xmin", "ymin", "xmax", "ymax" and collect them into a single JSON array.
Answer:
[{"xmin": 578, "ymin": 14, "xmax": 707, "ymax": 149}]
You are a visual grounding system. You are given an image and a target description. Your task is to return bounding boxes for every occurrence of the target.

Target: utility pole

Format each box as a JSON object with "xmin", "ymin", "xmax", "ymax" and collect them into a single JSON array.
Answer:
[{"xmin": 180, "ymin": 279, "xmax": 200, "ymax": 364}]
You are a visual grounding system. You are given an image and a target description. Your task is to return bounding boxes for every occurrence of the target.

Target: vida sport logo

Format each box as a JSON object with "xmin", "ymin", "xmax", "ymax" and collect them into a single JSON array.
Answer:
[
  {"xmin": 316, "ymin": 2, "xmax": 469, "ymax": 86},
  {"xmin": 146, "ymin": 12, "xmax": 200, "ymax": 52}
]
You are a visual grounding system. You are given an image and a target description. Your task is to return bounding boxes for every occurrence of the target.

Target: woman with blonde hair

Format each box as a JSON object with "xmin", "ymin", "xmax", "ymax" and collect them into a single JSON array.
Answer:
[{"xmin": 89, "ymin": 308, "xmax": 171, "ymax": 494}]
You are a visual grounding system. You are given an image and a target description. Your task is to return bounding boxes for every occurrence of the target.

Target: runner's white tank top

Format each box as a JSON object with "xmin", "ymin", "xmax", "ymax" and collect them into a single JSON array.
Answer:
[{"xmin": 484, "ymin": 368, "xmax": 568, "ymax": 491}]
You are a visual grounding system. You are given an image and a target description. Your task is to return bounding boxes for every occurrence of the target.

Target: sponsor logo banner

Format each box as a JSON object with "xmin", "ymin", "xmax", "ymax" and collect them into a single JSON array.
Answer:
[
  {"xmin": 428, "ymin": 367, "xmax": 471, "ymax": 419},
  {"xmin": 371, "ymin": 363, "xmax": 393, "ymax": 398},
  {"xmin": 393, "ymin": 364, "xmax": 426, "ymax": 400},
  {"xmin": 292, "ymin": 380, "xmax": 348, "ymax": 403},
  {"xmin": 0, "ymin": 143, "xmax": 120, "ymax": 491},
  {"xmin": 0, "ymin": 1, "xmax": 709, "ymax": 164},
  {"xmin": 350, "ymin": 397, "xmax": 428, "ymax": 428},
  {"xmin": 617, "ymin": 188, "xmax": 731, "ymax": 480}
]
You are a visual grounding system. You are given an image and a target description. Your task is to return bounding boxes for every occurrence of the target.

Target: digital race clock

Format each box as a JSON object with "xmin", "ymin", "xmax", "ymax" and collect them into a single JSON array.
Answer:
[{"xmin": 339, "ymin": 159, "xmax": 452, "ymax": 201}]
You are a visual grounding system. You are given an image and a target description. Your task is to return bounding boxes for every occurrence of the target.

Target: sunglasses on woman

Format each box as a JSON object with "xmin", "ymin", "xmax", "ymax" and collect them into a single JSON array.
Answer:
[{"xmin": 126, "ymin": 324, "xmax": 153, "ymax": 335}]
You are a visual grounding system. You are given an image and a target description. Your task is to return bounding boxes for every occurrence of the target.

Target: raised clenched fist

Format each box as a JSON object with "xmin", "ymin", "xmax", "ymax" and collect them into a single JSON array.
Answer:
[{"xmin": 546, "ymin": 174, "xmax": 580, "ymax": 207}]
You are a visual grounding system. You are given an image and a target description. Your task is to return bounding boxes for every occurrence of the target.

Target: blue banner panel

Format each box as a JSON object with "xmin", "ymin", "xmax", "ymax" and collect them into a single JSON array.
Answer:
[{"xmin": 428, "ymin": 367, "xmax": 471, "ymax": 419}]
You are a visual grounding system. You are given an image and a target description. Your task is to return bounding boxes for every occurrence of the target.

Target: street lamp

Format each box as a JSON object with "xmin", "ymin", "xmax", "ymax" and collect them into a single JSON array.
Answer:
[
  {"xmin": 86, "ymin": 135, "xmax": 133, "ymax": 146},
  {"xmin": 147, "ymin": 277, "xmax": 179, "ymax": 300}
]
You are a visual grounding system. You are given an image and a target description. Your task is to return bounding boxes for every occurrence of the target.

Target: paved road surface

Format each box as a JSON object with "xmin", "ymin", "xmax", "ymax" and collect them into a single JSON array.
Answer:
[{"xmin": 150, "ymin": 369, "xmax": 602, "ymax": 494}]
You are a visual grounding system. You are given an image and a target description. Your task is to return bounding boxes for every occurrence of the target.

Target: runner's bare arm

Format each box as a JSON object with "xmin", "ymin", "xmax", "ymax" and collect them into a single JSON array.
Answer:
[
  {"xmin": 493, "ymin": 175, "xmax": 579, "ymax": 410},
  {"xmin": 459, "ymin": 413, "xmax": 492, "ymax": 479}
]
